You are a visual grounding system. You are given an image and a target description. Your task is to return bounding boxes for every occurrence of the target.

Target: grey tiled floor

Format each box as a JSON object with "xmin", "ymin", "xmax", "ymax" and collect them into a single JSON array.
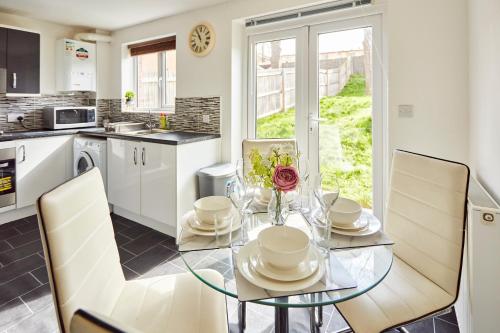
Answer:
[{"xmin": 0, "ymin": 214, "xmax": 460, "ymax": 333}]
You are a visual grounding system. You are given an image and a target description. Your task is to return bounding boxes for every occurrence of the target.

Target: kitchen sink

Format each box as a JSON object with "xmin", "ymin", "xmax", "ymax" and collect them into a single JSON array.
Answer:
[{"xmin": 121, "ymin": 128, "xmax": 173, "ymax": 136}]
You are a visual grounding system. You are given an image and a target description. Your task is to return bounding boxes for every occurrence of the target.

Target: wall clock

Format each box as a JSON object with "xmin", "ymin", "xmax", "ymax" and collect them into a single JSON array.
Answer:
[{"xmin": 189, "ymin": 22, "xmax": 215, "ymax": 56}]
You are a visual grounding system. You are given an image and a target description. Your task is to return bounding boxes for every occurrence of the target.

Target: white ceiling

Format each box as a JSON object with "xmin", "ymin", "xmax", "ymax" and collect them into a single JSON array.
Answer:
[{"xmin": 0, "ymin": 0, "xmax": 233, "ymax": 31}]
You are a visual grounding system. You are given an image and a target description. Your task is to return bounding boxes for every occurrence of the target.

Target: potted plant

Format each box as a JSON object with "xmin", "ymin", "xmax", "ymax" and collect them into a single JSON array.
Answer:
[{"xmin": 124, "ymin": 91, "xmax": 135, "ymax": 105}]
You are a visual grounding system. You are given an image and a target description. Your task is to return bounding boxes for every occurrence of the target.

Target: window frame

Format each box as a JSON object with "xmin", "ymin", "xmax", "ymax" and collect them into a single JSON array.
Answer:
[{"xmin": 132, "ymin": 50, "xmax": 175, "ymax": 113}]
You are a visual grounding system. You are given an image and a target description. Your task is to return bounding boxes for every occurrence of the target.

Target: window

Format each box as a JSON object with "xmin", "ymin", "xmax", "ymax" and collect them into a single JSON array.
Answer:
[{"xmin": 128, "ymin": 36, "xmax": 176, "ymax": 111}]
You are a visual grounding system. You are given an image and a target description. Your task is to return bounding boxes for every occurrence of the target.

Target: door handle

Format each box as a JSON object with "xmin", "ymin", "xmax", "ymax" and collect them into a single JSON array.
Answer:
[
  {"xmin": 309, "ymin": 116, "xmax": 326, "ymax": 123},
  {"xmin": 12, "ymin": 73, "xmax": 16, "ymax": 89},
  {"xmin": 133, "ymin": 147, "xmax": 137, "ymax": 165},
  {"xmin": 19, "ymin": 145, "xmax": 26, "ymax": 162},
  {"xmin": 141, "ymin": 147, "xmax": 145, "ymax": 166}
]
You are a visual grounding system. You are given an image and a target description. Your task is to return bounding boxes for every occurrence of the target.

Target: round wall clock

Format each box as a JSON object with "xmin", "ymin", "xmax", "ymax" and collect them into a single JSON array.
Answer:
[{"xmin": 189, "ymin": 22, "xmax": 215, "ymax": 57}]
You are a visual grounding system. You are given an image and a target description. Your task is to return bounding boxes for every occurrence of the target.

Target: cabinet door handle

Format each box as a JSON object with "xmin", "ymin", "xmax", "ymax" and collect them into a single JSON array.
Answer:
[
  {"xmin": 133, "ymin": 147, "xmax": 137, "ymax": 165},
  {"xmin": 12, "ymin": 73, "xmax": 16, "ymax": 89},
  {"xmin": 141, "ymin": 147, "xmax": 145, "ymax": 166},
  {"xmin": 19, "ymin": 145, "xmax": 26, "ymax": 162}
]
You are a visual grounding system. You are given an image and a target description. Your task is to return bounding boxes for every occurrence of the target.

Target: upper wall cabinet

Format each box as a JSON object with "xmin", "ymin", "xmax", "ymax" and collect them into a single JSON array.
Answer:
[{"xmin": 0, "ymin": 27, "xmax": 40, "ymax": 94}]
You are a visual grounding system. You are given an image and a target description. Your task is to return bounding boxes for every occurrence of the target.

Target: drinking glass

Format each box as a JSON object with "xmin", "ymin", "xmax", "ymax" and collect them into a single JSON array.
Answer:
[
  {"xmin": 310, "ymin": 174, "xmax": 340, "ymax": 255},
  {"xmin": 297, "ymin": 155, "xmax": 311, "ymax": 212},
  {"xmin": 214, "ymin": 212, "xmax": 233, "ymax": 248},
  {"xmin": 228, "ymin": 177, "xmax": 255, "ymax": 244}
]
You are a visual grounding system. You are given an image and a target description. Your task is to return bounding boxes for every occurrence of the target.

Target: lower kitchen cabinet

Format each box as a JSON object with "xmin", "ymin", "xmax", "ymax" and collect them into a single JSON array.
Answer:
[
  {"xmin": 107, "ymin": 138, "xmax": 220, "ymax": 238},
  {"xmin": 16, "ymin": 135, "xmax": 73, "ymax": 208},
  {"xmin": 107, "ymin": 139, "xmax": 141, "ymax": 215}
]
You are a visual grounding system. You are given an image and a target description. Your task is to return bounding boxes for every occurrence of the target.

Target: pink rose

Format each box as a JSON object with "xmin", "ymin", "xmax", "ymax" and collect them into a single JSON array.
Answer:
[{"xmin": 272, "ymin": 165, "xmax": 299, "ymax": 192}]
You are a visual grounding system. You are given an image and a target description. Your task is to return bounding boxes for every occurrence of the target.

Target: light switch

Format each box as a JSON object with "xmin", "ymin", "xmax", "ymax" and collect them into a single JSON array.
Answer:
[
  {"xmin": 398, "ymin": 105, "xmax": 414, "ymax": 118},
  {"xmin": 202, "ymin": 115, "xmax": 210, "ymax": 123}
]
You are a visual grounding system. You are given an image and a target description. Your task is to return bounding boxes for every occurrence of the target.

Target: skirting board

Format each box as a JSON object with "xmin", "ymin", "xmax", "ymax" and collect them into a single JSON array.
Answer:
[
  {"xmin": 0, "ymin": 205, "xmax": 37, "ymax": 225},
  {"xmin": 113, "ymin": 205, "xmax": 176, "ymax": 239}
]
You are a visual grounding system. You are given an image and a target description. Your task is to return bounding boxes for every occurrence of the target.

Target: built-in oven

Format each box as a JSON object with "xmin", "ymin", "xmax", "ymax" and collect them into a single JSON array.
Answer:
[
  {"xmin": 0, "ymin": 147, "xmax": 16, "ymax": 209},
  {"xmin": 43, "ymin": 106, "xmax": 97, "ymax": 129}
]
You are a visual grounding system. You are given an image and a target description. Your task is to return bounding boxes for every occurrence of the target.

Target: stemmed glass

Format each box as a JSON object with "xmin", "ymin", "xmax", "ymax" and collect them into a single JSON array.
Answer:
[
  {"xmin": 297, "ymin": 155, "xmax": 311, "ymax": 212},
  {"xmin": 227, "ymin": 166, "xmax": 255, "ymax": 245},
  {"xmin": 310, "ymin": 173, "xmax": 340, "ymax": 255}
]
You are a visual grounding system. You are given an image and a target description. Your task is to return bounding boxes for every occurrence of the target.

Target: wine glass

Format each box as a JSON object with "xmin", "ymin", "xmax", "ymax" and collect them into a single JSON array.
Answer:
[
  {"xmin": 297, "ymin": 155, "xmax": 311, "ymax": 212},
  {"xmin": 227, "ymin": 176, "xmax": 255, "ymax": 244},
  {"xmin": 310, "ymin": 173, "xmax": 340, "ymax": 255}
]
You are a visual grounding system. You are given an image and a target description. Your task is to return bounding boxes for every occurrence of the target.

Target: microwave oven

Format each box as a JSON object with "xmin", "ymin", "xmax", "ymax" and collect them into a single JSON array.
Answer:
[{"xmin": 43, "ymin": 107, "xmax": 97, "ymax": 129}]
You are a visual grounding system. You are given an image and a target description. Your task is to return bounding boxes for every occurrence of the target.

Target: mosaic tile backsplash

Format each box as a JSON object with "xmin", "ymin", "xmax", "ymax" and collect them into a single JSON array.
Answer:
[
  {"xmin": 0, "ymin": 92, "xmax": 95, "ymax": 131},
  {"xmin": 0, "ymin": 94, "xmax": 220, "ymax": 134},
  {"xmin": 98, "ymin": 97, "xmax": 220, "ymax": 134}
]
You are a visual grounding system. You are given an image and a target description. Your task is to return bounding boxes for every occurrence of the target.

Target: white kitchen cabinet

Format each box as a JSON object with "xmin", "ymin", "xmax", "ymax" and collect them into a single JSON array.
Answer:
[
  {"xmin": 16, "ymin": 135, "xmax": 73, "ymax": 208},
  {"xmin": 107, "ymin": 139, "xmax": 141, "ymax": 215},
  {"xmin": 107, "ymin": 138, "xmax": 220, "ymax": 238},
  {"xmin": 140, "ymin": 141, "xmax": 176, "ymax": 226}
]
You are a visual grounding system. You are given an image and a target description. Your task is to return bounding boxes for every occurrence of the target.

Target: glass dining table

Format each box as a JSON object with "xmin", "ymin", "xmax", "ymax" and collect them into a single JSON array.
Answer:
[{"xmin": 178, "ymin": 211, "xmax": 393, "ymax": 333}]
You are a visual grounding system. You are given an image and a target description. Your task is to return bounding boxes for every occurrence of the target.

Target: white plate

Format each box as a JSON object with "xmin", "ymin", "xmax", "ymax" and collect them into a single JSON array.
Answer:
[
  {"xmin": 183, "ymin": 209, "xmax": 241, "ymax": 236},
  {"xmin": 331, "ymin": 218, "xmax": 381, "ymax": 237},
  {"xmin": 237, "ymin": 240, "xmax": 325, "ymax": 292},
  {"xmin": 330, "ymin": 215, "xmax": 369, "ymax": 231},
  {"xmin": 189, "ymin": 214, "xmax": 231, "ymax": 231},
  {"xmin": 250, "ymin": 247, "xmax": 319, "ymax": 282}
]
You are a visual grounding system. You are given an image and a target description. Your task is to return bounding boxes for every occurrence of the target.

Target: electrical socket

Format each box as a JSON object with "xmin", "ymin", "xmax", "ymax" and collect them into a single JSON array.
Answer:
[
  {"xmin": 7, "ymin": 112, "xmax": 24, "ymax": 123},
  {"xmin": 202, "ymin": 115, "xmax": 210, "ymax": 123}
]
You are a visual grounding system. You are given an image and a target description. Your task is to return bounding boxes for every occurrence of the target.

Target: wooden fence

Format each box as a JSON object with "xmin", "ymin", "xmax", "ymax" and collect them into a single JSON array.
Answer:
[{"xmin": 256, "ymin": 55, "xmax": 363, "ymax": 119}]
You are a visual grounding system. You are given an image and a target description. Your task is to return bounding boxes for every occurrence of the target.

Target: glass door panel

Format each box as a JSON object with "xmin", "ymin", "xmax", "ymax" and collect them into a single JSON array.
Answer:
[
  {"xmin": 318, "ymin": 27, "xmax": 373, "ymax": 208},
  {"xmin": 254, "ymin": 38, "xmax": 296, "ymax": 139},
  {"xmin": 308, "ymin": 16, "xmax": 383, "ymax": 217}
]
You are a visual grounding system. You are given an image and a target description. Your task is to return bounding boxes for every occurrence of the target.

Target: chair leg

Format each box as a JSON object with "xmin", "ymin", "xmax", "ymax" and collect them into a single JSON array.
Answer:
[
  {"xmin": 238, "ymin": 301, "xmax": 246, "ymax": 332},
  {"xmin": 397, "ymin": 327, "xmax": 410, "ymax": 333}
]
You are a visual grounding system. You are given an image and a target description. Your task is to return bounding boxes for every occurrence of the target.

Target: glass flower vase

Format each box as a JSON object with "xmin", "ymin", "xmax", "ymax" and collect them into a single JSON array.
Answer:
[{"xmin": 268, "ymin": 189, "xmax": 287, "ymax": 226}]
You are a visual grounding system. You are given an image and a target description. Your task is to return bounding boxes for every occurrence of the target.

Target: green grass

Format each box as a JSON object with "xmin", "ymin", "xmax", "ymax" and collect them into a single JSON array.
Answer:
[{"xmin": 256, "ymin": 74, "xmax": 373, "ymax": 207}]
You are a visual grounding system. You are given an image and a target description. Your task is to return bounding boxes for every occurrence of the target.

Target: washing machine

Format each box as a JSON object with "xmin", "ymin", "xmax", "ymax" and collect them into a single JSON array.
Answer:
[{"xmin": 74, "ymin": 137, "xmax": 107, "ymax": 193}]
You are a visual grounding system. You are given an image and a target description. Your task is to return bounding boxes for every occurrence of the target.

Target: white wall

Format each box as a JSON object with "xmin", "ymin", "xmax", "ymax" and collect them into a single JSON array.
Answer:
[
  {"xmin": 0, "ymin": 12, "xmax": 85, "ymax": 94},
  {"xmin": 109, "ymin": 0, "xmax": 332, "ymax": 162},
  {"xmin": 469, "ymin": 0, "xmax": 500, "ymax": 203},
  {"xmin": 110, "ymin": 0, "xmax": 470, "ymax": 165},
  {"xmin": 382, "ymin": 0, "xmax": 469, "ymax": 163}
]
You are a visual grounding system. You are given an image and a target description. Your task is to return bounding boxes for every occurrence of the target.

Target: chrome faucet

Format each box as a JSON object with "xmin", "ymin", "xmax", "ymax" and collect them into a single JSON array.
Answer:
[{"xmin": 146, "ymin": 109, "xmax": 154, "ymax": 133}]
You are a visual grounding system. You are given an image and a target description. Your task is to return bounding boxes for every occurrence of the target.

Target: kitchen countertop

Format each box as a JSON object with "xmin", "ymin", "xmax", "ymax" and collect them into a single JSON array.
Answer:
[{"xmin": 0, "ymin": 128, "xmax": 220, "ymax": 145}]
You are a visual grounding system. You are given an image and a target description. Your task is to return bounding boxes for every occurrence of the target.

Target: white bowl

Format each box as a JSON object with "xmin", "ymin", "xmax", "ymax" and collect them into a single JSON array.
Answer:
[
  {"xmin": 328, "ymin": 197, "xmax": 362, "ymax": 226},
  {"xmin": 257, "ymin": 226, "xmax": 310, "ymax": 270},
  {"xmin": 193, "ymin": 196, "xmax": 233, "ymax": 225}
]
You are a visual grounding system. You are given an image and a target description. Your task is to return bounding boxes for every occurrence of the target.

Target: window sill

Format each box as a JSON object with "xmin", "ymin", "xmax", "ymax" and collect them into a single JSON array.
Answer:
[{"xmin": 122, "ymin": 104, "xmax": 175, "ymax": 114}]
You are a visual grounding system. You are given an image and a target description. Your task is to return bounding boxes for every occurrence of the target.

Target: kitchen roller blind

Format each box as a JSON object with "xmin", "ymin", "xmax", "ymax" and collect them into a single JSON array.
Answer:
[{"xmin": 128, "ymin": 36, "xmax": 176, "ymax": 56}]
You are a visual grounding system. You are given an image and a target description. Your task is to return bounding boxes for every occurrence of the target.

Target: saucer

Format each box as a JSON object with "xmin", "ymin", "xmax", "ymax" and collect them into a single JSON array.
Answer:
[
  {"xmin": 330, "ymin": 216, "xmax": 369, "ymax": 231},
  {"xmin": 237, "ymin": 240, "xmax": 325, "ymax": 292},
  {"xmin": 183, "ymin": 209, "xmax": 241, "ymax": 236},
  {"xmin": 331, "ymin": 217, "xmax": 381, "ymax": 237},
  {"xmin": 250, "ymin": 247, "xmax": 320, "ymax": 282},
  {"xmin": 189, "ymin": 214, "xmax": 231, "ymax": 231}
]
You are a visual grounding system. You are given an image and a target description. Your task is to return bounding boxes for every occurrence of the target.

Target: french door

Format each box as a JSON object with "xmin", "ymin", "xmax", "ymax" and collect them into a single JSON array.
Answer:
[{"xmin": 248, "ymin": 15, "xmax": 384, "ymax": 218}]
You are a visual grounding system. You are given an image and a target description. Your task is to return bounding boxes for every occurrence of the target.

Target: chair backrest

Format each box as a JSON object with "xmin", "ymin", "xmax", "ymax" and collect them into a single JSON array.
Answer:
[
  {"xmin": 70, "ymin": 309, "xmax": 140, "ymax": 333},
  {"xmin": 242, "ymin": 139, "xmax": 297, "ymax": 176},
  {"xmin": 37, "ymin": 168, "xmax": 125, "ymax": 333},
  {"xmin": 385, "ymin": 150, "xmax": 469, "ymax": 297}
]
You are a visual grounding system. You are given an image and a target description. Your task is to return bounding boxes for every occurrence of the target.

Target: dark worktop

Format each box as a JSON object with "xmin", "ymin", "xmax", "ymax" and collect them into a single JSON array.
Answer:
[{"xmin": 0, "ymin": 128, "xmax": 220, "ymax": 145}]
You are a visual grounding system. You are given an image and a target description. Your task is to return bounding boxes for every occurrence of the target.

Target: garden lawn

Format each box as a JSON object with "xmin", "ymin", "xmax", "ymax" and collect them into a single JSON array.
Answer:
[{"xmin": 256, "ymin": 74, "xmax": 373, "ymax": 207}]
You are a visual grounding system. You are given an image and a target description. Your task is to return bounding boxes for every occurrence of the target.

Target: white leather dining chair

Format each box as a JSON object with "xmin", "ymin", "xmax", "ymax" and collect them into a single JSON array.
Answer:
[
  {"xmin": 37, "ymin": 168, "xmax": 228, "ymax": 333},
  {"xmin": 335, "ymin": 150, "xmax": 470, "ymax": 333},
  {"xmin": 242, "ymin": 138, "xmax": 297, "ymax": 176}
]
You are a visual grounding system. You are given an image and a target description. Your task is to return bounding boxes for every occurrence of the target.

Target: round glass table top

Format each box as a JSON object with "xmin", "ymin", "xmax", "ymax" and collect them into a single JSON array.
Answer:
[{"xmin": 179, "ymin": 212, "xmax": 393, "ymax": 308}]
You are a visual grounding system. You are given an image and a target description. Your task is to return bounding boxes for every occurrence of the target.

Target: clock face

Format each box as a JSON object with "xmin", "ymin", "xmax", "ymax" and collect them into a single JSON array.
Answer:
[{"xmin": 189, "ymin": 23, "xmax": 215, "ymax": 56}]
